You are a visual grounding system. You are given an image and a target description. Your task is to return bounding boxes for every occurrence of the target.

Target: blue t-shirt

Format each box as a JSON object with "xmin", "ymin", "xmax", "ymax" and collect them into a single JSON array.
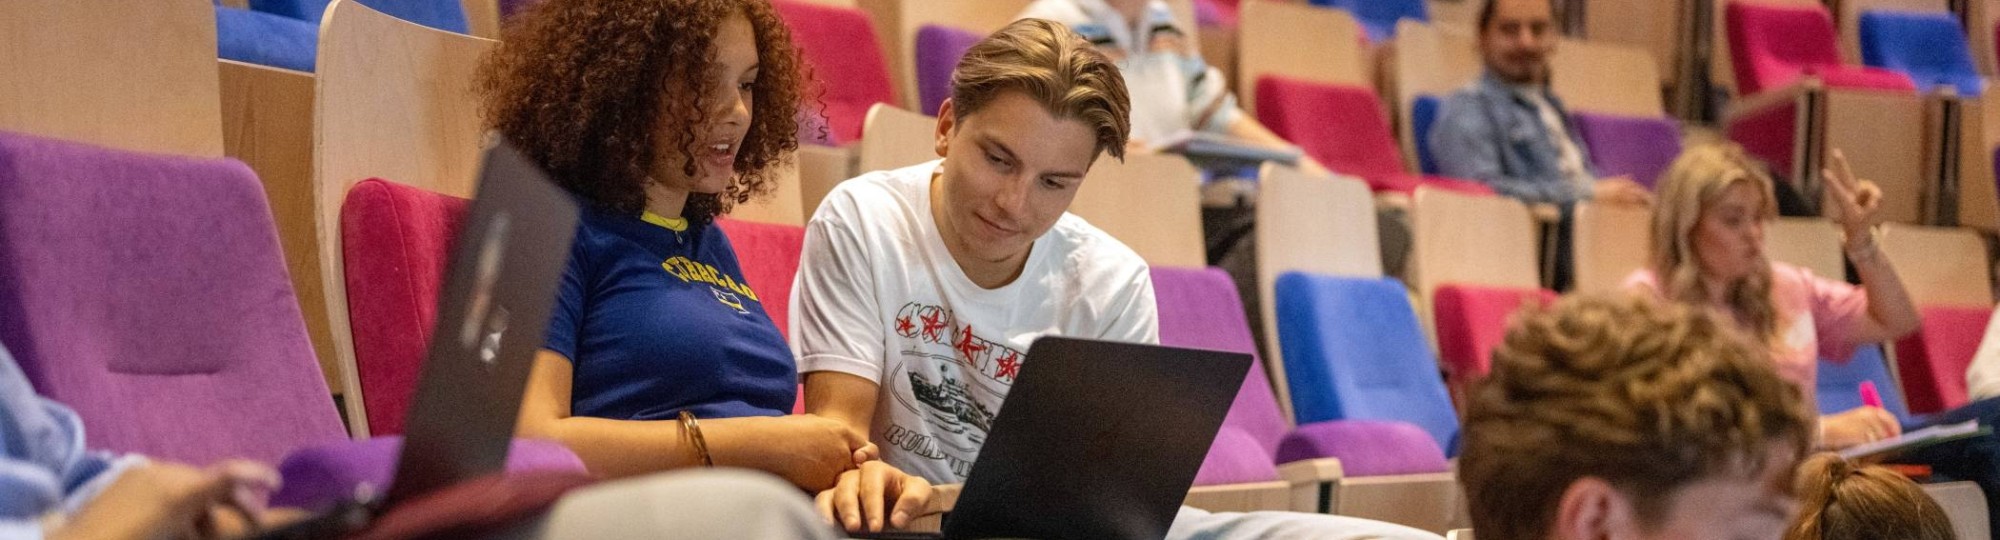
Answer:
[{"xmin": 543, "ymin": 207, "xmax": 796, "ymax": 421}]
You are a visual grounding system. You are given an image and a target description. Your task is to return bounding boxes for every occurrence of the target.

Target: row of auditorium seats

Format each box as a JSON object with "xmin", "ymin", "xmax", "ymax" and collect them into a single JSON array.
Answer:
[
  {"xmin": 804, "ymin": 6, "xmax": 2000, "ymax": 529},
  {"xmin": 435, "ymin": 0, "xmax": 1995, "ymax": 235},
  {"xmin": 6, "ymin": 0, "xmax": 2000, "ymax": 534}
]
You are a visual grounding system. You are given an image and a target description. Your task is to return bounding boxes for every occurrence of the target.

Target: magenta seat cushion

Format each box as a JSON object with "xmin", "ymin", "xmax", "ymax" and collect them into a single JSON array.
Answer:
[
  {"xmin": 1896, "ymin": 306, "xmax": 1990, "ymax": 414},
  {"xmin": 772, "ymin": 0, "xmax": 897, "ymax": 145},
  {"xmin": 341, "ymin": 178, "xmax": 470, "ymax": 436},
  {"xmin": 1727, "ymin": 1, "xmax": 1915, "ymax": 94},
  {"xmin": 1433, "ymin": 284, "xmax": 1555, "ymax": 383},
  {"xmin": 1255, "ymin": 76, "xmax": 1490, "ymax": 196}
]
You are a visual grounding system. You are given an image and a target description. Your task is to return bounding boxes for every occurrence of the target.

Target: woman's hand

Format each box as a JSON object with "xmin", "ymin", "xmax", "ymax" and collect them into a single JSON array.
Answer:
[
  {"xmin": 1820, "ymin": 406, "xmax": 1903, "ymax": 450},
  {"xmin": 1821, "ymin": 149, "xmax": 1884, "ymax": 248},
  {"xmin": 814, "ymin": 460, "xmax": 934, "ymax": 533},
  {"xmin": 705, "ymin": 414, "xmax": 870, "ymax": 491}
]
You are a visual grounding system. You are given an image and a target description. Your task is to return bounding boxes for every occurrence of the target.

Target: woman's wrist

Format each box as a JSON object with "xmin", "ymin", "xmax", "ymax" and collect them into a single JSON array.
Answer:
[
  {"xmin": 1844, "ymin": 226, "xmax": 1880, "ymax": 262},
  {"xmin": 692, "ymin": 417, "xmax": 764, "ymax": 470}
]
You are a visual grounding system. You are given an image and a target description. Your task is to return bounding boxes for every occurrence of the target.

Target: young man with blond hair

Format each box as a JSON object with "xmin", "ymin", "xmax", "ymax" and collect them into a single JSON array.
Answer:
[
  {"xmin": 1460, "ymin": 294, "xmax": 1815, "ymax": 540},
  {"xmin": 794, "ymin": 17, "xmax": 1438, "ymax": 539}
]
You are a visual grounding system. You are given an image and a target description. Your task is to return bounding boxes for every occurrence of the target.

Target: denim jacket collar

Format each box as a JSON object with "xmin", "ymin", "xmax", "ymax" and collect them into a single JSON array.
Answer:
[{"xmin": 1474, "ymin": 70, "xmax": 1570, "ymax": 114}]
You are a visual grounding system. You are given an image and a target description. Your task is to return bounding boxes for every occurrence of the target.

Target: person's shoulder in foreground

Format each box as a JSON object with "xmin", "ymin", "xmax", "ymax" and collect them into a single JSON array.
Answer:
[{"xmin": 1459, "ymin": 293, "xmax": 1813, "ymax": 540}]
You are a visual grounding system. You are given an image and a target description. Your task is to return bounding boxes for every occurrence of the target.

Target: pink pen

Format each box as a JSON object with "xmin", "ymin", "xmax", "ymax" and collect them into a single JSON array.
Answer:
[{"xmin": 1860, "ymin": 381, "xmax": 1884, "ymax": 409}]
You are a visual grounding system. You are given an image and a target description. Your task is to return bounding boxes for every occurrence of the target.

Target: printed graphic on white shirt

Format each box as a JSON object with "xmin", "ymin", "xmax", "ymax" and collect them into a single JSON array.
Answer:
[{"xmin": 882, "ymin": 301, "xmax": 1025, "ymax": 480}]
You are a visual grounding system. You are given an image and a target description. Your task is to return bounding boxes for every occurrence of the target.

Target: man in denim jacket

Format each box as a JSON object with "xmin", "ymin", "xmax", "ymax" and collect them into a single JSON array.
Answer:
[
  {"xmin": 1428, "ymin": 0, "xmax": 1650, "ymax": 289},
  {"xmin": 1428, "ymin": 0, "xmax": 1650, "ymax": 208}
]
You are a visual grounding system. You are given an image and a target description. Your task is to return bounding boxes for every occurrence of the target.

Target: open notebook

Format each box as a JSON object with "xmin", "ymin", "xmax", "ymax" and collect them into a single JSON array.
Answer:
[
  {"xmin": 1150, "ymin": 130, "xmax": 1302, "ymax": 169},
  {"xmin": 1839, "ymin": 420, "xmax": 1988, "ymax": 461}
]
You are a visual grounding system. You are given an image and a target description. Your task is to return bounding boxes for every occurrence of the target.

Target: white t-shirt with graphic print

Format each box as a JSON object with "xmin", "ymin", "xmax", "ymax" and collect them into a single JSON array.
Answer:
[{"xmin": 790, "ymin": 160, "xmax": 1159, "ymax": 484}]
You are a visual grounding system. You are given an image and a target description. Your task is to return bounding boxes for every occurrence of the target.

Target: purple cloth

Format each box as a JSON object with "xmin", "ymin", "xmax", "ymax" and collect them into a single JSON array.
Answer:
[
  {"xmin": 271, "ymin": 436, "xmax": 589, "ymax": 508},
  {"xmin": 1194, "ymin": 426, "xmax": 1280, "ymax": 485},
  {"xmin": 1571, "ymin": 112, "xmax": 1681, "ymax": 190},
  {"xmin": 1156, "ymin": 266, "xmax": 1454, "ymax": 484},
  {"xmin": 914, "ymin": 25, "xmax": 983, "ymax": 117},
  {"xmin": 0, "ymin": 131, "xmax": 345, "ymax": 466},
  {"xmin": 1152, "ymin": 267, "xmax": 1291, "ymax": 483},
  {"xmin": 1276, "ymin": 420, "xmax": 1449, "ymax": 477}
]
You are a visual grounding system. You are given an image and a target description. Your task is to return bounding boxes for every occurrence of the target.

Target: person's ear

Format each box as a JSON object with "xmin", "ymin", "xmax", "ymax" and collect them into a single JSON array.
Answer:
[
  {"xmin": 1553, "ymin": 477, "xmax": 1642, "ymax": 540},
  {"xmin": 934, "ymin": 99, "xmax": 957, "ymax": 159}
]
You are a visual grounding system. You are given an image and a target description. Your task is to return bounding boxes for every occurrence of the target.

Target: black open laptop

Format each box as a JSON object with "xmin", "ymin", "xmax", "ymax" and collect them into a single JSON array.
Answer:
[
  {"xmin": 857, "ymin": 336, "xmax": 1252, "ymax": 540},
  {"xmin": 250, "ymin": 140, "xmax": 579, "ymax": 538}
]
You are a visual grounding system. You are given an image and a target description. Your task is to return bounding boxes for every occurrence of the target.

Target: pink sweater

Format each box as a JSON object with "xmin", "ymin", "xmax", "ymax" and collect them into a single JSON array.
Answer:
[{"xmin": 1625, "ymin": 262, "xmax": 1870, "ymax": 406}]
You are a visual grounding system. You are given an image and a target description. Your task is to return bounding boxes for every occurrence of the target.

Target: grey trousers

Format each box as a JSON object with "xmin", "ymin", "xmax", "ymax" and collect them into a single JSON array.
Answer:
[
  {"xmin": 1168, "ymin": 506, "xmax": 1445, "ymax": 540},
  {"xmin": 526, "ymin": 470, "xmax": 1442, "ymax": 540},
  {"xmin": 528, "ymin": 469, "xmax": 840, "ymax": 540}
]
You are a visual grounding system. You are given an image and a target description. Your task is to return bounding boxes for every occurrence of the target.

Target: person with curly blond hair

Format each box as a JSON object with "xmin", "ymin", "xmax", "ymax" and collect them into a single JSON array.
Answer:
[
  {"xmin": 1784, "ymin": 452, "xmax": 1957, "ymax": 540},
  {"xmin": 1460, "ymin": 293, "xmax": 1814, "ymax": 540},
  {"xmin": 481, "ymin": 0, "xmax": 925, "ymax": 511}
]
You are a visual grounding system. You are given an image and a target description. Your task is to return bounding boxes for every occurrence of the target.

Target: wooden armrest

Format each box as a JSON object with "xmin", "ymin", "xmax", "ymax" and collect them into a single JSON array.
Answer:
[
  {"xmin": 1373, "ymin": 191, "xmax": 1412, "ymax": 210},
  {"xmin": 1529, "ymin": 203, "xmax": 1561, "ymax": 223},
  {"xmin": 1925, "ymin": 85, "xmax": 1964, "ymax": 101},
  {"xmin": 1722, "ymin": 78, "xmax": 1822, "ymax": 126},
  {"xmin": 1334, "ymin": 470, "xmax": 1465, "ymax": 532},
  {"xmin": 1276, "ymin": 457, "xmax": 1348, "ymax": 513},
  {"xmin": 1276, "ymin": 457, "xmax": 1345, "ymax": 485},
  {"xmin": 1184, "ymin": 480, "xmax": 1296, "ymax": 513}
]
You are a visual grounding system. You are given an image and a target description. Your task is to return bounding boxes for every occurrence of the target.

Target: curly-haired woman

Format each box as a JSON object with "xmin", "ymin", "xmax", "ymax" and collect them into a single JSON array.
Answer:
[{"xmin": 481, "ymin": 0, "xmax": 919, "ymax": 502}]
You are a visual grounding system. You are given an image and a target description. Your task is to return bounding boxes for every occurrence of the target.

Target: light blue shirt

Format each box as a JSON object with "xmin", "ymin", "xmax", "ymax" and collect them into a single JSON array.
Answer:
[{"xmin": 0, "ymin": 343, "xmax": 132, "ymax": 539}]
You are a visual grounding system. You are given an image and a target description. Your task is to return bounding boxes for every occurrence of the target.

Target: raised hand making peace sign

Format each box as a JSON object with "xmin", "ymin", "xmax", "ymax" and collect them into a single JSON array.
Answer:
[{"xmin": 1820, "ymin": 149, "xmax": 1884, "ymax": 249}]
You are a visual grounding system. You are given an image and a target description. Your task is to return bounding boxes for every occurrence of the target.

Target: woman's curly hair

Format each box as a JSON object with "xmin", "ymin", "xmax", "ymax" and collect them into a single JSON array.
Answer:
[{"xmin": 479, "ymin": 0, "xmax": 805, "ymax": 223}]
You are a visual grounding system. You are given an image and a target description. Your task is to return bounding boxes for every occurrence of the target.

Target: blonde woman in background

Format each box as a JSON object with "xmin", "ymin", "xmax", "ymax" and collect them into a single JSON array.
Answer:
[
  {"xmin": 1627, "ymin": 141, "xmax": 2000, "ymax": 533},
  {"xmin": 1626, "ymin": 142, "xmax": 1917, "ymax": 449}
]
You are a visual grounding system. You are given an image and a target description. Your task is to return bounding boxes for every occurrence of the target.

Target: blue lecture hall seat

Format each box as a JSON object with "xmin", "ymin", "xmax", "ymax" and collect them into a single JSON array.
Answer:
[
  {"xmin": 1275, "ymin": 272, "xmax": 1461, "ymax": 456},
  {"xmin": 1859, "ymin": 10, "xmax": 1985, "ymax": 96}
]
